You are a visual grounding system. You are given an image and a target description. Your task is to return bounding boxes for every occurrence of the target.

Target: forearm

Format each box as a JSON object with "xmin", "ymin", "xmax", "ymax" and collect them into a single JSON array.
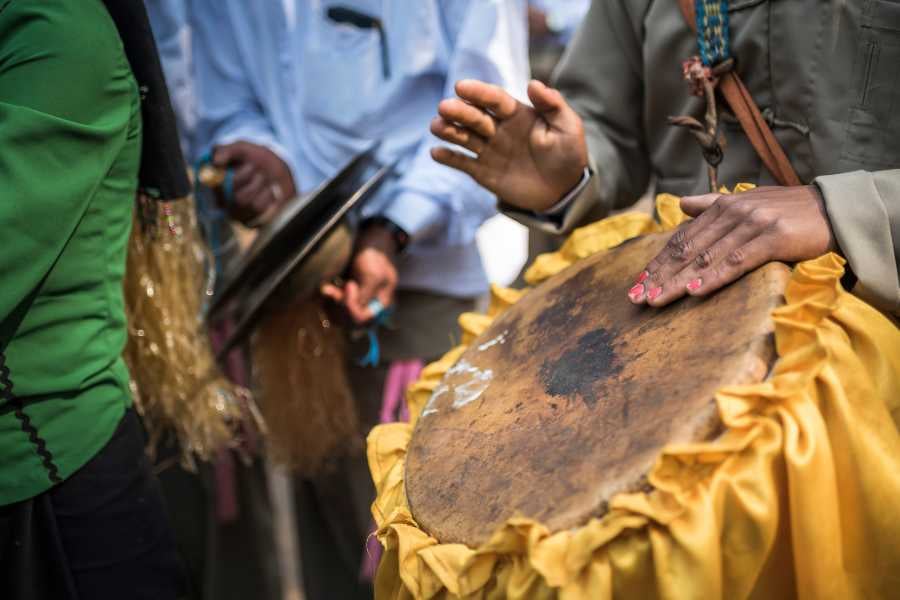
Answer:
[
  {"xmin": 815, "ymin": 169, "xmax": 900, "ymax": 316},
  {"xmin": 549, "ymin": 0, "xmax": 652, "ymax": 227}
]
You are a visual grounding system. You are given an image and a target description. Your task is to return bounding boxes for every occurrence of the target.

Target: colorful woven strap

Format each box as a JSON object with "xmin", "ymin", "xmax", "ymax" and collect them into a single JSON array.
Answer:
[
  {"xmin": 695, "ymin": 0, "xmax": 731, "ymax": 66},
  {"xmin": 677, "ymin": 0, "xmax": 801, "ymax": 186}
]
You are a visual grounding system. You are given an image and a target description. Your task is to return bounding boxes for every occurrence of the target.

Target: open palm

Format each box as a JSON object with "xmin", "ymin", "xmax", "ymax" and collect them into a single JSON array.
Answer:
[{"xmin": 431, "ymin": 79, "xmax": 588, "ymax": 212}]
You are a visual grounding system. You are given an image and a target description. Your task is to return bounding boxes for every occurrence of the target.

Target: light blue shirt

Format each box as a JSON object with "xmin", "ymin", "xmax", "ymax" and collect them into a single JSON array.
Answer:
[
  {"xmin": 530, "ymin": 0, "xmax": 590, "ymax": 44},
  {"xmin": 191, "ymin": 0, "xmax": 530, "ymax": 298},
  {"xmin": 145, "ymin": 0, "xmax": 197, "ymax": 157}
]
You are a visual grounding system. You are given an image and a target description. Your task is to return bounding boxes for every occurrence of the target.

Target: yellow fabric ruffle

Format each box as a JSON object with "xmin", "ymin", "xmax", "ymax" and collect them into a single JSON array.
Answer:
[{"xmin": 367, "ymin": 193, "xmax": 900, "ymax": 599}]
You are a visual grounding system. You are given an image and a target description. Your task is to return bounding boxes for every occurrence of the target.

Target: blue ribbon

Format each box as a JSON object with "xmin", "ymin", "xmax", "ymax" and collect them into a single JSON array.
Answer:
[
  {"xmin": 193, "ymin": 152, "xmax": 236, "ymax": 289},
  {"xmin": 358, "ymin": 299, "xmax": 394, "ymax": 367}
]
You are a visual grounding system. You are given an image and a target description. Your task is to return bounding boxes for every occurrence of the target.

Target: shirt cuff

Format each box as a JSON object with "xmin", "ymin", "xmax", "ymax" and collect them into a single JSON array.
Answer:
[
  {"xmin": 539, "ymin": 166, "xmax": 592, "ymax": 220},
  {"xmin": 379, "ymin": 192, "xmax": 446, "ymax": 242}
]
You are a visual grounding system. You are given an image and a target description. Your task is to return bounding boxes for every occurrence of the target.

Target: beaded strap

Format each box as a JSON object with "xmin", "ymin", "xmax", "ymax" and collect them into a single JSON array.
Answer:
[{"xmin": 695, "ymin": 0, "xmax": 731, "ymax": 66}]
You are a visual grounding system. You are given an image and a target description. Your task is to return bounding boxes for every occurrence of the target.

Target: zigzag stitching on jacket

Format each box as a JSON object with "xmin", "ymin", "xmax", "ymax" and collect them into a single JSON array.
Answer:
[{"xmin": 0, "ymin": 351, "xmax": 62, "ymax": 484}]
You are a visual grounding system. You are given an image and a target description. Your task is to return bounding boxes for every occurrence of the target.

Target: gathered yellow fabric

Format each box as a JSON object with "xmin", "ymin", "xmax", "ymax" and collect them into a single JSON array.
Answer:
[{"xmin": 367, "ymin": 193, "xmax": 900, "ymax": 600}]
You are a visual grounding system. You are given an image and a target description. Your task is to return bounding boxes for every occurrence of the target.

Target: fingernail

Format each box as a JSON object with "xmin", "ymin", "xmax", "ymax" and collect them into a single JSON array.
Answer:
[
  {"xmin": 647, "ymin": 286, "xmax": 663, "ymax": 301},
  {"xmin": 628, "ymin": 283, "xmax": 644, "ymax": 301},
  {"xmin": 636, "ymin": 270, "xmax": 649, "ymax": 284},
  {"xmin": 686, "ymin": 278, "xmax": 702, "ymax": 292}
]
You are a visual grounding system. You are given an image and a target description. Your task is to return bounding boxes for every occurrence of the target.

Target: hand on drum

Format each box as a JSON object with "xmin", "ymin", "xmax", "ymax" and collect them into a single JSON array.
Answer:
[
  {"xmin": 321, "ymin": 223, "xmax": 399, "ymax": 324},
  {"xmin": 630, "ymin": 185, "xmax": 836, "ymax": 307},
  {"xmin": 213, "ymin": 141, "xmax": 297, "ymax": 227},
  {"xmin": 430, "ymin": 79, "xmax": 588, "ymax": 212}
]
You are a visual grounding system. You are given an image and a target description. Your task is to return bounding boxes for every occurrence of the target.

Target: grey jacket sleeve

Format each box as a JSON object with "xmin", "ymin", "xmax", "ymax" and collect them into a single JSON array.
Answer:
[
  {"xmin": 503, "ymin": 0, "xmax": 652, "ymax": 235},
  {"xmin": 815, "ymin": 169, "xmax": 900, "ymax": 316}
]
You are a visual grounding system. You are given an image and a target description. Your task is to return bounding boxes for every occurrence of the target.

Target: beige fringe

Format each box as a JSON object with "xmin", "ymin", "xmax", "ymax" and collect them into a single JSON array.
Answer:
[
  {"xmin": 252, "ymin": 297, "xmax": 360, "ymax": 474},
  {"xmin": 123, "ymin": 196, "xmax": 251, "ymax": 469}
]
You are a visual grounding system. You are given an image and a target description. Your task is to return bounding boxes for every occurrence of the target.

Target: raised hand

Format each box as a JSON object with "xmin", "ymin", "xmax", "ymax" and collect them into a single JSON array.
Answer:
[
  {"xmin": 430, "ymin": 79, "xmax": 588, "ymax": 212},
  {"xmin": 321, "ymin": 223, "xmax": 399, "ymax": 324},
  {"xmin": 629, "ymin": 186, "xmax": 837, "ymax": 307}
]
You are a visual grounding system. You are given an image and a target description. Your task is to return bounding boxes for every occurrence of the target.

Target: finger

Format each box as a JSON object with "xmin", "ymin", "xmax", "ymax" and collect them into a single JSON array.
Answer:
[
  {"xmin": 684, "ymin": 235, "xmax": 774, "ymax": 299},
  {"xmin": 344, "ymin": 281, "xmax": 373, "ymax": 324},
  {"xmin": 454, "ymin": 79, "xmax": 518, "ymax": 119},
  {"xmin": 213, "ymin": 144, "xmax": 243, "ymax": 167},
  {"xmin": 645, "ymin": 217, "xmax": 765, "ymax": 307},
  {"xmin": 320, "ymin": 283, "xmax": 345, "ymax": 303},
  {"xmin": 630, "ymin": 198, "xmax": 730, "ymax": 302},
  {"xmin": 680, "ymin": 193, "xmax": 721, "ymax": 217},
  {"xmin": 375, "ymin": 274, "xmax": 397, "ymax": 310},
  {"xmin": 437, "ymin": 98, "xmax": 496, "ymax": 139},
  {"xmin": 356, "ymin": 274, "xmax": 381, "ymax": 309},
  {"xmin": 244, "ymin": 188, "xmax": 281, "ymax": 227},
  {"xmin": 235, "ymin": 172, "xmax": 266, "ymax": 206},
  {"xmin": 232, "ymin": 163, "xmax": 257, "ymax": 188},
  {"xmin": 430, "ymin": 118, "xmax": 487, "ymax": 155},
  {"xmin": 431, "ymin": 147, "xmax": 483, "ymax": 180},
  {"xmin": 527, "ymin": 79, "xmax": 567, "ymax": 115}
]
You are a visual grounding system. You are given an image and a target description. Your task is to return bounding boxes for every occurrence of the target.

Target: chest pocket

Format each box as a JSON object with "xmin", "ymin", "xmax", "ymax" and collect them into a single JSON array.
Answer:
[
  {"xmin": 301, "ymin": 3, "xmax": 385, "ymax": 130},
  {"xmin": 842, "ymin": 0, "xmax": 900, "ymax": 169}
]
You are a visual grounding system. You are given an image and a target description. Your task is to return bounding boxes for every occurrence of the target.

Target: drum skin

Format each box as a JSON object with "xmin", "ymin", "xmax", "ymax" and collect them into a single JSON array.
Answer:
[{"xmin": 405, "ymin": 233, "xmax": 792, "ymax": 547}]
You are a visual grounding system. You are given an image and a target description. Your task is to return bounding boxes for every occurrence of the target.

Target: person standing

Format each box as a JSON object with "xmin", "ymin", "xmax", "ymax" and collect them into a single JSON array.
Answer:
[
  {"xmin": 190, "ymin": 0, "xmax": 530, "ymax": 596},
  {"xmin": 0, "ymin": 1, "xmax": 186, "ymax": 598},
  {"xmin": 431, "ymin": 0, "xmax": 899, "ymax": 316}
]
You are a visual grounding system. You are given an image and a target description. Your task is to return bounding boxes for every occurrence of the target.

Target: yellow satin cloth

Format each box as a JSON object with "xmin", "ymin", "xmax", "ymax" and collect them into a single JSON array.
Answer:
[{"xmin": 367, "ymin": 193, "xmax": 900, "ymax": 600}]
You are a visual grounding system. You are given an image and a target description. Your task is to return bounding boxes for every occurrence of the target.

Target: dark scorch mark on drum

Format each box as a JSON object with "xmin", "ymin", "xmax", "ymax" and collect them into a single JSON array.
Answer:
[{"xmin": 539, "ymin": 327, "xmax": 622, "ymax": 408}]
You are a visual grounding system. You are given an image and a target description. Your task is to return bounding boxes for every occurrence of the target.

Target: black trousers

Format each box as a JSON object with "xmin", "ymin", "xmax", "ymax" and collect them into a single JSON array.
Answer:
[{"xmin": 0, "ymin": 409, "xmax": 184, "ymax": 600}]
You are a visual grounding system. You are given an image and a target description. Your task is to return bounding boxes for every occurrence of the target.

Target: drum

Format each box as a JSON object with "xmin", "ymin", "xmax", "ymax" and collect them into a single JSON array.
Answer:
[{"xmin": 404, "ymin": 232, "xmax": 791, "ymax": 546}]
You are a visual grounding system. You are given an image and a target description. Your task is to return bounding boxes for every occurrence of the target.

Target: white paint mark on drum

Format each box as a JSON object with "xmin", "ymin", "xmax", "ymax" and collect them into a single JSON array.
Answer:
[
  {"xmin": 477, "ymin": 330, "xmax": 509, "ymax": 352},
  {"xmin": 420, "ymin": 360, "xmax": 494, "ymax": 417},
  {"xmin": 450, "ymin": 369, "xmax": 493, "ymax": 409},
  {"xmin": 447, "ymin": 360, "xmax": 494, "ymax": 409},
  {"xmin": 421, "ymin": 384, "xmax": 448, "ymax": 417}
]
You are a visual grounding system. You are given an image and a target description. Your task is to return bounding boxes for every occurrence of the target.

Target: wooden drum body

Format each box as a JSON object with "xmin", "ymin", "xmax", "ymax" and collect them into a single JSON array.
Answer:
[{"xmin": 405, "ymin": 233, "xmax": 791, "ymax": 547}]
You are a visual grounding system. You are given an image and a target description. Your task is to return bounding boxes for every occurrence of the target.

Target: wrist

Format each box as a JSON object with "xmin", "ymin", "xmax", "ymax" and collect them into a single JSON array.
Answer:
[{"xmin": 359, "ymin": 217, "xmax": 409, "ymax": 257}]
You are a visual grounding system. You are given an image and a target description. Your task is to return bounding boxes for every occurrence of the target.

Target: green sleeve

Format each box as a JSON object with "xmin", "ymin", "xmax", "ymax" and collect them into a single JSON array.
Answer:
[{"xmin": 0, "ymin": 0, "xmax": 136, "ymax": 337}]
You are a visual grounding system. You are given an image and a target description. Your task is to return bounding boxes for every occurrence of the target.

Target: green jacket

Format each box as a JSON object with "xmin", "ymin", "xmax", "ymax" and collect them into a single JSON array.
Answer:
[
  {"xmin": 0, "ymin": 0, "xmax": 140, "ymax": 504},
  {"xmin": 508, "ymin": 0, "xmax": 900, "ymax": 316}
]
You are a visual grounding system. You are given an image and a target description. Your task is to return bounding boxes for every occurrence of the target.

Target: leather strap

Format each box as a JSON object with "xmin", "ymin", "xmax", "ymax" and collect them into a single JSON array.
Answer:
[{"xmin": 677, "ymin": 0, "xmax": 801, "ymax": 186}]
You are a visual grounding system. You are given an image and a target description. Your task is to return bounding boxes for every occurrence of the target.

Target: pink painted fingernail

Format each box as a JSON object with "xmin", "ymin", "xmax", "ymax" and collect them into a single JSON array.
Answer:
[
  {"xmin": 647, "ymin": 286, "xmax": 663, "ymax": 301},
  {"xmin": 686, "ymin": 278, "xmax": 702, "ymax": 292},
  {"xmin": 636, "ymin": 270, "xmax": 649, "ymax": 284},
  {"xmin": 628, "ymin": 283, "xmax": 644, "ymax": 301}
]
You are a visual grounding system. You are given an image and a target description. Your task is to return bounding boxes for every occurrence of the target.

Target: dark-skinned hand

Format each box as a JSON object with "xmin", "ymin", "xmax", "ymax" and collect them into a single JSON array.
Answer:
[
  {"xmin": 212, "ymin": 141, "xmax": 297, "ymax": 227},
  {"xmin": 321, "ymin": 224, "xmax": 399, "ymax": 324},
  {"xmin": 629, "ymin": 185, "xmax": 837, "ymax": 307},
  {"xmin": 430, "ymin": 79, "xmax": 588, "ymax": 213}
]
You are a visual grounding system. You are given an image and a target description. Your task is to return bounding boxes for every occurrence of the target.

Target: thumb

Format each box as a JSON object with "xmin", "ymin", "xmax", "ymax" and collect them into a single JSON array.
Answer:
[
  {"xmin": 527, "ymin": 80, "xmax": 567, "ymax": 116},
  {"xmin": 680, "ymin": 193, "xmax": 721, "ymax": 217},
  {"xmin": 320, "ymin": 283, "xmax": 345, "ymax": 304}
]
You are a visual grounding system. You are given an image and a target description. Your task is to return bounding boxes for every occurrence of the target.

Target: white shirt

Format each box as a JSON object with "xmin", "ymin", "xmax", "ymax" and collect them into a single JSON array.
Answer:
[{"xmin": 191, "ymin": 0, "xmax": 530, "ymax": 297}]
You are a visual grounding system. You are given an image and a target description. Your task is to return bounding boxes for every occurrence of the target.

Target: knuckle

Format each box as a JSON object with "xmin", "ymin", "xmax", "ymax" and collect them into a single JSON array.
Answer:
[
  {"xmin": 769, "ymin": 216, "xmax": 789, "ymax": 236},
  {"xmin": 725, "ymin": 247, "xmax": 746, "ymax": 267},
  {"xmin": 747, "ymin": 208, "xmax": 772, "ymax": 229},
  {"xmin": 665, "ymin": 230, "xmax": 693, "ymax": 261},
  {"xmin": 711, "ymin": 196, "xmax": 729, "ymax": 214},
  {"xmin": 694, "ymin": 249, "xmax": 714, "ymax": 269},
  {"xmin": 725, "ymin": 198, "xmax": 753, "ymax": 218}
]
